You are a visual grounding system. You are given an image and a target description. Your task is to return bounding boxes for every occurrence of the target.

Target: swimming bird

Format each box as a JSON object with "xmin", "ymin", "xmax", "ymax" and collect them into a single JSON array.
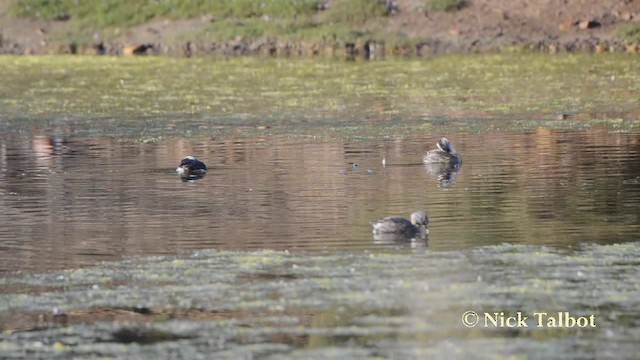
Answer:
[
  {"xmin": 423, "ymin": 137, "xmax": 462, "ymax": 166},
  {"xmin": 176, "ymin": 156, "xmax": 207, "ymax": 179},
  {"xmin": 372, "ymin": 211, "xmax": 429, "ymax": 238}
]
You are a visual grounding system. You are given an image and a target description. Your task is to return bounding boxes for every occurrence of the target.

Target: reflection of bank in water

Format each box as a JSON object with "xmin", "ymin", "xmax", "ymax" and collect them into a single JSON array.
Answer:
[{"xmin": 32, "ymin": 135, "xmax": 71, "ymax": 159}]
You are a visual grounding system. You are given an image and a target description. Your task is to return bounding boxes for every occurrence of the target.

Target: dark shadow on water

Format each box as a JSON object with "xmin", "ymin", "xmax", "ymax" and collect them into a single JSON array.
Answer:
[
  {"xmin": 180, "ymin": 173, "xmax": 207, "ymax": 182},
  {"xmin": 111, "ymin": 327, "xmax": 194, "ymax": 345}
]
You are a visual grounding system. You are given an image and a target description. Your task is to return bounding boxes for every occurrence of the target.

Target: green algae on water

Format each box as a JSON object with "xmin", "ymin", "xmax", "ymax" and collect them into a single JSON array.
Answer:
[{"xmin": 1, "ymin": 54, "xmax": 640, "ymax": 140}]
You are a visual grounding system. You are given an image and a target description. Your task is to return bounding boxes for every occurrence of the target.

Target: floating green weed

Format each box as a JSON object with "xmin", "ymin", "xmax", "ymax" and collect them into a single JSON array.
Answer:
[{"xmin": 1, "ymin": 54, "xmax": 639, "ymax": 139}]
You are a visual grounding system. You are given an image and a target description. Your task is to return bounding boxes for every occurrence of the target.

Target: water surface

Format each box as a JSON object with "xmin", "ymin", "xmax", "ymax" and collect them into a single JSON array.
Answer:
[{"xmin": 1, "ymin": 130, "xmax": 638, "ymax": 272}]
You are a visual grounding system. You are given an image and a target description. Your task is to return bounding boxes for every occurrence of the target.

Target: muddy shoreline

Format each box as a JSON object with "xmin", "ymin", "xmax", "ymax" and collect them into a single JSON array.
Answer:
[{"xmin": 2, "ymin": 33, "xmax": 640, "ymax": 58}]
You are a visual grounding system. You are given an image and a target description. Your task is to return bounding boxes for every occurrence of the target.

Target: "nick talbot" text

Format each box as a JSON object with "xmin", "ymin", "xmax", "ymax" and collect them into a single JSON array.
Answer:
[{"xmin": 484, "ymin": 312, "xmax": 596, "ymax": 328}]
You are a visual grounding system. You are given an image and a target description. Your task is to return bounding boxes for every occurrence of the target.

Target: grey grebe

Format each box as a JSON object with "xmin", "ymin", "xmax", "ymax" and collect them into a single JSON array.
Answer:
[
  {"xmin": 372, "ymin": 211, "xmax": 429, "ymax": 238},
  {"xmin": 423, "ymin": 137, "xmax": 462, "ymax": 165}
]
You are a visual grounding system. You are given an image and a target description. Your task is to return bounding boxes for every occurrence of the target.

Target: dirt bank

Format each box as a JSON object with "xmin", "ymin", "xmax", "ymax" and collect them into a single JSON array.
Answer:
[{"xmin": 2, "ymin": 0, "xmax": 640, "ymax": 57}]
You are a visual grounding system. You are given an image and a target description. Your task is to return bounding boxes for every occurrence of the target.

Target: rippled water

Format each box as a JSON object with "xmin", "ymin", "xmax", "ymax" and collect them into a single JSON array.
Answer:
[{"xmin": 1, "ymin": 130, "xmax": 639, "ymax": 272}]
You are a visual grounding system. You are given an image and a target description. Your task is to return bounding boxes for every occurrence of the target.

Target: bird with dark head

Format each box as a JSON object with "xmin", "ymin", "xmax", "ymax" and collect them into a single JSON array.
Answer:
[
  {"xmin": 423, "ymin": 137, "xmax": 462, "ymax": 166},
  {"xmin": 372, "ymin": 211, "xmax": 429, "ymax": 239},
  {"xmin": 176, "ymin": 156, "xmax": 207, "ymax": 179}
]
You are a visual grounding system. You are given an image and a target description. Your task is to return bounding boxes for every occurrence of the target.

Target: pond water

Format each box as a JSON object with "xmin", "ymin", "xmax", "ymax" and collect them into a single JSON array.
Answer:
[
  {"xmin": 1, "ymin": 55, "xmax": 639, "ymax": 357},
  {"xmin": 1, "ymin": 131, "xmax": 639, "ymax": 273}
]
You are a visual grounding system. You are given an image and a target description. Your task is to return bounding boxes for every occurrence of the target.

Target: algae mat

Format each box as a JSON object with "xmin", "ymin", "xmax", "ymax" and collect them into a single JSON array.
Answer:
[
  {"xmin": 1, "ymin": 54, "xmax": 640, "ymax": 140},
  {"xmin": 1, "ymin": 243, "xmax": 639, "ymax": 358}
]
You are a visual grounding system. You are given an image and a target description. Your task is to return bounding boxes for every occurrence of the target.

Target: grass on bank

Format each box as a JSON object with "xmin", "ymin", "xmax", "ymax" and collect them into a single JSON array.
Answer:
[
  {"xmin": 617, "ymin": 24, "xmax": 640, "ymax": 43},
  {"xmin": 11, "ymin": 0, "xmax": 392, "ymax": 28},
  {"xmin": 424, "ymin": 0, "xmax": 467, "ymax": 12},
  {"xmin": 196, "ymin": 17, "xmax": 375, "ymax": 43},
  {"xmin": 11, "ymin": 0, "xmax": 473, "ymax": 51},
  {"xmin": 11, "ymin": 0, "xmax": 321, "ymax": 27},
  {"xmin": 12, "ymin": 0, "xmax": 405, "ymax": 46}
]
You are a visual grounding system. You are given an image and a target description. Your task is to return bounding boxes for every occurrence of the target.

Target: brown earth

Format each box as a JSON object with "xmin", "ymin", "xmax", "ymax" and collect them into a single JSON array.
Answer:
[{"xmin": 1, "ymin": 0, "xmax": 640, "ymax": 57}]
